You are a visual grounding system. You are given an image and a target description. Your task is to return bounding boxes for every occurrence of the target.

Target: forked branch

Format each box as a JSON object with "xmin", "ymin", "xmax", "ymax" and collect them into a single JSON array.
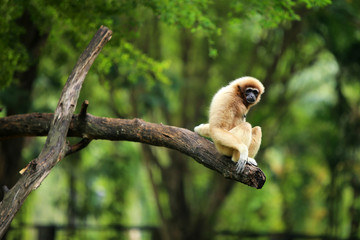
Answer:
[{"xmin": 0, "ymin": 26, "xmax": 112, "ymax": 237}]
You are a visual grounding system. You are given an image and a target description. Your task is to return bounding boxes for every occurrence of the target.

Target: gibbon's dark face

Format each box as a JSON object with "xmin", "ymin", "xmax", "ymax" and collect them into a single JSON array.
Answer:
[{"xmin": 245, "ymin": 87, "xmax": 259, "ymax": 104}]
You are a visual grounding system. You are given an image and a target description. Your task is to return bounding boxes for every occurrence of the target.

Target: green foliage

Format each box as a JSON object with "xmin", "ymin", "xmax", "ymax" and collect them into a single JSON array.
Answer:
[
  {"xmin": 0, "ymin": 1, "xmax": 27, "ymax": 87},
  {"xmin": 97, "ymin": 41, "xmax": 170, "ymax": 86},
  {"xmin": 228, "ymin": 0, "xmax": 331, "ymax": 28},
  {"xmin": 150, "ymin": 0, "xmax": 216, "ymax": 31}
]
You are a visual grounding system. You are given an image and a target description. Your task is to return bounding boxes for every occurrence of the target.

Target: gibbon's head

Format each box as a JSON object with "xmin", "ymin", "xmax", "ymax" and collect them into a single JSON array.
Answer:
[{"xmin": 231, "ymin": 76, "xmax": 265, "ymax": 108}]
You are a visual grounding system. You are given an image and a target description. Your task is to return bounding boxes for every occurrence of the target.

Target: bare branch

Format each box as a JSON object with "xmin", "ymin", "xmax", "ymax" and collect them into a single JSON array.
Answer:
[
  {"xmin": 79, "ymin": 100, "xmax": 89, "ymax": 119},
  {"xmin": 0, "ymin": 112, "xmax": 266, "ymax": 189},
  {"xmin": 0, "ymin": 26, "xmax": 112, "ymax": 238},
  {"xmin": 65, "ymin": 138, "xmax": 92, "ymax": 156}
]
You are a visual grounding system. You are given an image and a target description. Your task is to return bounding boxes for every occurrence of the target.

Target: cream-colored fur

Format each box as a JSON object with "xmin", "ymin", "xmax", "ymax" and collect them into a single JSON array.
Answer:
[{"xmin": 194, "ymin": 77, "xmax": 264, "ymax": 173}]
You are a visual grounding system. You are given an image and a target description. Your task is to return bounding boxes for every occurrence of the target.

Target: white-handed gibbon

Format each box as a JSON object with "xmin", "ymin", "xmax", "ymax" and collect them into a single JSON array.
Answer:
[{"xmin": 194, "ymin": 76, "xmax": 265, "ymax": 173}]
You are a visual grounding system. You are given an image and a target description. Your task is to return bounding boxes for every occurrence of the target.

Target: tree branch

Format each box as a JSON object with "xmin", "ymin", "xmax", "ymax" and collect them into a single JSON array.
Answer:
[
  {"xmin": 0, "ymin": 26, "xmax": 112, "ymax": 238},
  {"xmin": 65, "ymin": 138, "xmax": 92, "ymax": 156},
  {"xmin": 0, "ymin": 112, "xmax": 266, "ymax": 189}
]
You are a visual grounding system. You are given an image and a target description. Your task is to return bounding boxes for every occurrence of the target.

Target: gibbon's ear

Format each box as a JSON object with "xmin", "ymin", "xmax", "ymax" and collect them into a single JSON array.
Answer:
[{"xmin": 237, "ymin": 85, "xmax": 244, "ymax": 98}]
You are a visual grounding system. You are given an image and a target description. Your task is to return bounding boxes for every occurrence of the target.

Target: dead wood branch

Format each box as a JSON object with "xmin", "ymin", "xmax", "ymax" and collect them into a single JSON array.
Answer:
[
  {"xmin": 0, "ymin": 112, "xmax": 266, "ymax": 189},
  {"xmin": 0, "ymin": 26, "xmax": 112, "ymax": 238}
]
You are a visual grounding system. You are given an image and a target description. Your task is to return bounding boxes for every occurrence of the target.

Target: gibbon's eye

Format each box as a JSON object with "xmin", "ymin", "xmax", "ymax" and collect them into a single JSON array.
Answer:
[
  {"xmin": 245, "ymin": 88, "xmax": 253, "ymax": 94},
  {"xmin": 252, "ymin": 89, "xmax": 259, "ymax": 96}
]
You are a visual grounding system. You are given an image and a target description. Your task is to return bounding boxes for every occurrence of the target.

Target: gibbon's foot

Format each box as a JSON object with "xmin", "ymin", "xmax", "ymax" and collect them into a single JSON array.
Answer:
[
  {"xmin": 235, "ymin": 146, "xmax": 249, "ymax": 173},
  {"xmin": 235, "ymin": 157, "xmax": 257, "ymax": 173},
  {"xmin": 248, "ymin": 157, "xmax": 257, "ymax": 166},
  {"xmin": 236, "ymin": 159, "xmax": 246, "ymax": 173}
]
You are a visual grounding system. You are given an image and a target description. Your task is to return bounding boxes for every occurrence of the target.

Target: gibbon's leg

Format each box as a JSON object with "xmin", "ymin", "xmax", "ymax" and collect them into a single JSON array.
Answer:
[
  {"xmin": 194, "ymin": 123, "xmax": 211, "ymax": 138},
  {"xmin": 248, "ymin": 126, "xmax": 262, "ymax": 158},
  {"xmin": 196, "ymin": 124, "xmax": 244, "ymax": 162},
  {"xmin": 210, "ymin": 127, "xmax": 248, "ymax": 169},
  {"xmin": 229, "ymin": 122, "xmax": 252, "ymax": 146},
  {"xmin": 229, "ymin": 122, "xmax": 256, "ymax": 171},
  {"xmin": 210, "ymin": 125, "xmax": 251, "ymax": 172}
]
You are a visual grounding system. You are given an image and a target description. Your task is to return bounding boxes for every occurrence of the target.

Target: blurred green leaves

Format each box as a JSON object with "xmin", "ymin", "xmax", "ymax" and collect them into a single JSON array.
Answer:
[{"xmin": 96, "ymin": 41, "xmax": 171, "ymax": 87}]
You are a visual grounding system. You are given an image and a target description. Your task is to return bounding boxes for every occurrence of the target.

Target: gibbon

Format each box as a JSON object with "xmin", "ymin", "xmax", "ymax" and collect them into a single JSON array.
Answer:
[{"xmin": 194, "ymin": 76, "xmax": 265, "ymax": 173}]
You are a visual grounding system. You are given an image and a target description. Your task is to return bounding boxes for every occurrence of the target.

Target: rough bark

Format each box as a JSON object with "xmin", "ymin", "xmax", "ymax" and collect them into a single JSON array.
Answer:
[
  {"xmin": 0, "ymin": 26, "xmax": 112, "ymax": 238},
  {"xmin": 0, "ymin": 112, "xmax": 266, "ymax": 189}
]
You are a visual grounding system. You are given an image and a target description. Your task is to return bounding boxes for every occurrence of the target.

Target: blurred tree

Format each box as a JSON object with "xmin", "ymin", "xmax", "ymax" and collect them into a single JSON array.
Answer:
[{"xmin": 306, "ymin": 1, "xmax": 360, "ymax": 237}]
